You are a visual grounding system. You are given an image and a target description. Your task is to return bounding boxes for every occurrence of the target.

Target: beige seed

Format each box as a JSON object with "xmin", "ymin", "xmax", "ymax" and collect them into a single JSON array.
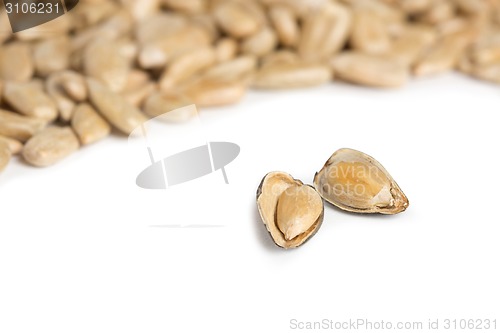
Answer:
[
  {"xmin": 256, "ymin": 171, "xmax": 324, "ymax": 249},
  {"xmin": 202, "ymin": 56, "xmax": 257, "ymax": 82},
  {"xmin": 87, "ymin": 78, "xmax": 148, "ymax": 135},
  {"xmin": 471, "ymin": 45, "xmax": 500, "ymax": 66},
  {"xmin": 214, "ymin": 38, "xmax": 239, "ymax": 63},
  {"xmin": 59, "ymin": 72, "xmax": 88, "ymax": 102},
  {"xmin": 46, "ymin": 74, "xmax": 76, "ymax": 122},
  {"xmin": 269, "ymin": 5, "xmax": 300, "ymax": 47},
  {"xmin": 253, "ymin": 63, "xmax": 332, "ymax": 89},
  {"xmin": 213, "ymin": 1, "xmax": 260, "ymax": 38},
  {"xmin": 97, "ymin": 10, "xmax": 134, "ymax": 38},
  {"xmin": 351, "ymin": 0, "xmax": 405, "ymax": 27},
  {"xmin": 298, "ymin": 9, "xmax": 333, "ymax": 62},
  {"xmin": 457, "ymin": 54, "xmax": 474, "ymax": 74},
  {"xmin": 469, "ymin": 33, "xmax": 500, "ymax": 65},
  {"xmin": 71, "ymin": 1, "xmax": 119, "ymax": 30},
  {"xmin": 332, "ymin": 52, "xmax": 409, "ymax": 88},
  {"xmin": 260, "ymin": 50, "xmax": 300, "ymax": 68},
  {"xmin": 298, "ymin": 4, "xmax": 352, "ymax": 62},
  {"xmin": 319, "ymin": 2, "xmax": 353, "ymax": 58},
  {"xmin": 120, "ymin": 0, "xmax": 160, "ymax": 21},
  {"xmin": 163, "ymin": 0, "xmax": 206, "ymax": 13},
  {"xmin": 276, "ymin": 185, "xmax": 323, "ymax": 241},
  {"xmin": 418, "ymin": 0, "xmax": 456, "ymax": 25},
  {"xmin": 350, "ymin": 10, "xmax": 391, "ymax": 54},
  {"xmin": 0, "ymin": 109, "xmax": 47, "ymax": 142},
  {"xmin": 241, "ymin": 27, "xmax": 278, "ymax": 57},
  {"xmin": 182, "ymin": 80, "xmax": 246, "ymax": 107},
  {"xmin": 33, "ymin": 36, "xmax": 71, "ymax": 77},
  {"xmin": 45, "ymin": 71, "xmax": 88, "ymax": 122},
  {"xmin": 120, "ymin": 70, "xmax": 157, "ymax": 107},
  {"xmin": 470, "ymin": 63, "xmax": 500, "ymax": 84},
  {"xmin": 0, "ymin": 140, "xmax": 11, "ymax": 173},
  {"xmin": 22, "ymin": 127, "xmax": 80, "ymax": 167},
  {"xmin": 71, "ymin": 104, "xmax": 111, "ymax": 145},
  {"xmin": 437, "ymin": 17, "xmax": 469, "ymax": 36},
  {"xmin": 83, "ymin": 39, "xmax": 132, "ymax": 92},
  {"xmin": 413, "ymin": 29, "xmax": 475, "ymax": 76},
  {"xmin": 0, "ymin": 42, "xmax": 34, "ymax": 82},
  {"xmin": 123, "ymin": 83, "xmax": 157, "ymax": 108},
  {"xmin": 138, "ymin": 25, "xmax": 211, "ymax": 68},
  {"xmin": 385, "ymin": 26, "xmax": 437, "ymax": 66},
  {"xmin": 454, "ymin": 0, "xmax": 487, "ymax": 15},
  {"xmin": 3, "ymin": 82, "xmax": 58, "ymax": 121},
  {"xmin": 144, "ymin": 93, "xmax": 196, "ymax": 121},
  {"xmin": 399, "ymin": 0, "xmax": 433, "ymax": 14},
  {"xmin": 190, "ymin": 14, "xmax": 220, "ymax": 42},
  {"xmin": 238, "ymin": 1, "xmax": 269, "ymax": 27},
  {"xmin": 159, "ymin": 47, "xmax": 216, "ymax": 91},
  {"xmin": 258, "ymin": 0, "xmax": 327, "ymax": 15},
  {"xmin": 0, "ymin": 135, "xmax": 23, "ymax": 155},
  {"xmin": 314, "ymin": 148, "xmax": 409, "ymax": 214},
  {"xmin": 135, "ymin": 13, "xmax": 187, "ymax": 45}
]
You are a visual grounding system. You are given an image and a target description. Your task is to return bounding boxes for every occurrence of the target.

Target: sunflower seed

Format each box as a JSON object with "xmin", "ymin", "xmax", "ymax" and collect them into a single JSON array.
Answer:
[
  {"xmin": 314, "ymin": 148, "xmax": 409, "ymax": 214},
  {"xmin": 84, "ymin": 39, "xmax": 132, "ymax": 92},
  {"xmin": 0, "ymin": 110, "xmax": 47, "ymax": 142},
  {"xmin": 202, "ymin": 55, "xmax": 257, "ymax": 82},
  {"xmin": 144, "ymin": 93, "xmax": 196, "ymax": 121},
  {"xmin": 46, "ymin": 74, "xmax": 77, "ymax": 122},
  {"xmin": 414, "ymin": 29, "xmax": 475, "ymax": 76},
  {"xmin": 71, "ymin": 104, "xmax": 112, "ymax": 145},
  {"xmin": 0, "ymin": 42, "xmax": 34, "ymax": 82},
  {"xmin": 252, "ymin": 63, "xmax": 331, "ymax": 89},
  {"xmin": 121, "ymin": 71, "xmax": 157, "ymax": 108},
  {"xmin": 22, "ymin": 127, "xmax": 80, "ymax": 167},
  {"xmin": 135, "ymin": 13, "xmax": 187, "ymax": 45},
  {"xmin": 350, "ymin": 9, "xmax": 391, "ymax": 54},
  {"xmin": 385, "ymin": 26, "xmax": 437, "ymax": 66},
  {"xmin": 182, "ymin": 79, "xmax": 246, "ymax": 107},
  {"xmin": 33, "ymin": 36, "xmax": 71, "ymax": 77},
  {"xmin": 241, "ymin": 27, "xmax": 278, "ymax": 57},
  {"xmin": 269, "ymin": 5, "xmax": 300, "ymax": 47},
  {"xmin": 0, "ymin": 135, "xmax": 22, "ymax": 155},
  {"xmin": 332, "ymin": 52, "xmax": 409, "ymax": 88},
  {"xmin": 159, "ymin": 47, "xmax": 216, "ymax": 91},
  {"xmin": 214, "ymin": 38, "xmax": 239, "ymax": 63},
  {"xmin": 138, "ymin": 25, "xmax": 211, "ymax": 69},
  {"xmin": 3, "ymin": 81, "xmax": 58, "ymax": 121},
  {"xmin": 260, "ymin": 50, "xmax": 300, "ymax": 68},
  {"xmin": 256, "ymin": 171, "xmax": 324, "ymax": 249},
  {"xmin": 213, "ymin": 1, "xmax": 261, "ymax": 38},
  {"xmin": 418, "ymin": 0, "xmax": 456, "ymax": 25},
  {"xmin": 470, "ymin": 63, "xmax": 500, "ymax": 84},
  {"xmin": 399, "ymin": 0, "xmax": 433, "ymax": 15},
  {"xmin": 87, "ymin": 78, "xmax": 148, "ymax": 135},
  {"xmin": 0, "ymin": 140, "xmax": 11, "ymax": 173},
  {"xmin": 163, "ymin": 0, "xmax": 206, "ymax": 14},
  {"xmin": 60, "ymin": 72, "xmax": 88, "ymax": 102},
  {"xmin": 277, "ymin": 185, "xmax": 324, "ymax": 241}
]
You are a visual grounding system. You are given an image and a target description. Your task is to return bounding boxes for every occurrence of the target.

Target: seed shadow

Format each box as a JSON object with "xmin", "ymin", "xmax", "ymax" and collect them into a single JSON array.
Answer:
[{"xmin": 251, "ymin": 203, "xmax": 284, "ymax": 253}]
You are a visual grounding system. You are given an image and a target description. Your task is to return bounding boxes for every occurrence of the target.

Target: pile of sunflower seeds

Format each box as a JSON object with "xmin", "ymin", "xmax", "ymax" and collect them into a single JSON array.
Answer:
[{"xmin": 1, "ymin": 0, "xmax": 499, "ymax": 172}]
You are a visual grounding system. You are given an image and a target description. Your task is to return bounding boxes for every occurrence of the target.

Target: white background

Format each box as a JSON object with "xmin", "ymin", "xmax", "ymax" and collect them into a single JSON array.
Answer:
[{"xmin": 1, "ymin": 73, "xmax": 499, "ymax": 333}]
